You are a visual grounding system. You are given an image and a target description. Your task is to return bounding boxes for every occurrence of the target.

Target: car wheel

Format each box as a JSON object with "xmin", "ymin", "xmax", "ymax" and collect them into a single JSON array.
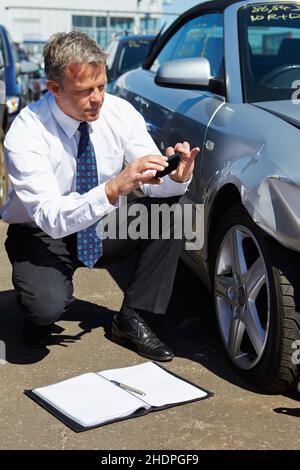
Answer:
[
  {"xmin": 212, "ymin": 203, "xmax": 300, "ymax": 392},
  {"xmin": 0, "ymin": 141, "xmax": 8, "ymax": 208}
]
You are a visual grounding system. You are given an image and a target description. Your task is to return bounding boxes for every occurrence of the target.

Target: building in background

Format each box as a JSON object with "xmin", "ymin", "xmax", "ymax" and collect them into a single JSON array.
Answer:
[{"xmin": 0, "ymin": 0, "xmax": 163, "ymax": 52}]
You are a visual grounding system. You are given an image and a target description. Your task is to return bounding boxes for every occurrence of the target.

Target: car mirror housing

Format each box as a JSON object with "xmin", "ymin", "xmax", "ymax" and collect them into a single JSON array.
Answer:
[{"xmin": 155, "ymin": 57, "xmax": 212, "ymax": 90}]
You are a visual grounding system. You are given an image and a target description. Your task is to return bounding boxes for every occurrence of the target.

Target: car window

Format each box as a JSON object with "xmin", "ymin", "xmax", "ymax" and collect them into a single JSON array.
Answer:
[
  {"xmin": 150, "ymin": 13, "xmax": 224, "ymax": 78},
  {"xmin": 172, "ymin": 14, "xmax": 224, "ymax": 77},
  {"xmin": 106, "ymin": 40, "xmax": 119, "ymax": 71},
  {"xmin": 117, "ymin": 39, "xmax": 153, "ymax": 75},
  {"xmin": 0, "ymin": 34, "xmax": 7, "ymax": 64},
  {"xmin": 0, "ymin": 49, "xmax": 4, "ymax": 69},
  {"xmin": 239, "ymin": 2, "xmax": 300, "ymax": 102},
  {"xmin": 150, "ymin": 28, "xmax": 185, "ymax": 73}
]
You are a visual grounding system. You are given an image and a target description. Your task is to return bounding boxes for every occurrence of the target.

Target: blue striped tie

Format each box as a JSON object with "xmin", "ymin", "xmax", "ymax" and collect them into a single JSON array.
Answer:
[{"xmin": 76, "ymin": 121, "xmax": 103, "ymax": 268}]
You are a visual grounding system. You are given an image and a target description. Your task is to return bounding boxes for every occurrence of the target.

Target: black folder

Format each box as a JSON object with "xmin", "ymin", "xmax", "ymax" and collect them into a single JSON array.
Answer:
[{"xmin": 25, "ymin": 362, "xmax": 213, "ymax": 432}]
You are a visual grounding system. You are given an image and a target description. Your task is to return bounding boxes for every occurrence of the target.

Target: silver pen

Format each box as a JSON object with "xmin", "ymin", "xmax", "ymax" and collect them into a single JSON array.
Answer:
[{"xmin": 110, "ymin": 380, "xmax": 146, "ymax": 396}]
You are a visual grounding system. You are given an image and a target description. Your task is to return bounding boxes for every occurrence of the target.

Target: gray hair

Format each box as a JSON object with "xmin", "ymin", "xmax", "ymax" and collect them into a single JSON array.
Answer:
[{"xmin": 44, "ymin": 31, "xmax": 108, "ymax": 83}]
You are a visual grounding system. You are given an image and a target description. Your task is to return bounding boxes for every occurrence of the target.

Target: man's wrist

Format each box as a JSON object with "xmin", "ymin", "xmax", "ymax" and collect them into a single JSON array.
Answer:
[
  {"xmin": 105, "ymin": 179, "xmax": 120, "ymax": 205},
  {"xmin": 169, "ymin": 174, "xmax": 191, "ymax": 184}
]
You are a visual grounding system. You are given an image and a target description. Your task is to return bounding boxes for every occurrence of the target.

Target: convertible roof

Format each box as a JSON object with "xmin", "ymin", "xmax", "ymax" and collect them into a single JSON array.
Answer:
[
  {"xmin": 186, "ymin": 0, "xmax": 281, "ymax": 12},
  {"xmin": 186, "ymin": 0, "xmax": 240, "ymax": 14},
  {"xmin": 171, "ymin": 0, "xmax": 281, "ymax": 20}
]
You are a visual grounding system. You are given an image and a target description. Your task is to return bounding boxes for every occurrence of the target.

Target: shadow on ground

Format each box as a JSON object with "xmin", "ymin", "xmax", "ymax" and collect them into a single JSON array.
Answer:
[
  {"xmin": 0, "ymin": 258, "xmax": 298, "ymax": 397},
  {"xmin": 0, "ymin": 289, "xmax": 115, "ymax": 365}
]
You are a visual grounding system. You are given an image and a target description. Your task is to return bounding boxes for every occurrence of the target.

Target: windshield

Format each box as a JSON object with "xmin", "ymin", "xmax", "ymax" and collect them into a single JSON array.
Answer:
[{"xmin": 239, "ymin": 2, "xmax": 300, "ymax": 102}]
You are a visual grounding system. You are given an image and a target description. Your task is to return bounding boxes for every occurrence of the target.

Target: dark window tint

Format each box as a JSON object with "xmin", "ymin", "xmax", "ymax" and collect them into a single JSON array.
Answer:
[{"xmin": 117, "ymin": 39, "xmax": 153, "ymax": 75}]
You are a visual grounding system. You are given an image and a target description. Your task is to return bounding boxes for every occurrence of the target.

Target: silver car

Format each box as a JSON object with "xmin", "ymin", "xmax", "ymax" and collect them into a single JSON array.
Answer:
[{"xmin": 113, "ymin": 0, "xmax": 300, "ymax": 393}]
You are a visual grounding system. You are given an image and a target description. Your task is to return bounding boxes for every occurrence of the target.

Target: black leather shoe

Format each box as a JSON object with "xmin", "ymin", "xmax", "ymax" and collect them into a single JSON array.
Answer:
[
  {"xmin": 111, "ymin": 307, "xmax": 174, "ymax": 361},
  {"xmin": 22, "ymin": 318, "xmax": 53, "ymax": 349}
]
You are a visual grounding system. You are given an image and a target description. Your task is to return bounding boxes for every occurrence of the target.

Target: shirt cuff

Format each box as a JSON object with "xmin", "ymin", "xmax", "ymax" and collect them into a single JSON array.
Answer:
[
  {"xmin": 88, "ymin": 184, "xmax": 120, "ymax": 218},
  {"xmin": 160, "ymin": 174, "xmax": 192, "ymax": 196}
]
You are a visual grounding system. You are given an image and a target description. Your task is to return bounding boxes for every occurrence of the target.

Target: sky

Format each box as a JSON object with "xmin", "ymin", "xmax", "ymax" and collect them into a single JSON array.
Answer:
[{"xmin": 163, "ymin": 0, "xmax": 204, "ymax": 27}]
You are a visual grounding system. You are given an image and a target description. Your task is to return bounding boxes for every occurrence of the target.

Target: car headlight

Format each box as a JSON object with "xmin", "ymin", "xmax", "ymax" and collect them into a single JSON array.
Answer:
[{"xmin": 6, "ymin": 96, "xmax": 20, "ymax": 114}]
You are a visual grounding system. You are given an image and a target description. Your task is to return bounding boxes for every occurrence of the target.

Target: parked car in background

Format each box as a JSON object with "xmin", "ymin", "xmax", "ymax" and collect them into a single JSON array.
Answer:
[
  {"xmin": 0, "ymin": 48, "xmax": 7, "ymax": 208},
  {"xmin": 19, "ymin": 40, "xmax": 47, "ymax": 101},
  {"xmin": 105, "ymin": 34, "xmax": 156, "ymax": 93},
  {"xmin": 28, "ymin": 66, "xmax": 47, "ymax": 102},
  {"xmin": 114, "ymin": 0, "xmax": 300, "ymax": 392},
  {"xmin": 22, "ymin": 39, "xmax": 46, "ymax": 68},
  {"xmin": 0, "ymin": 25, "xmax": 38, "ymax": 126}
]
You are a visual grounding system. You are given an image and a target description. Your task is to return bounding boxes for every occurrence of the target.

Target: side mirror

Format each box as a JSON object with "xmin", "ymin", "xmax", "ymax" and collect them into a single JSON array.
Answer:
[
  {"xmin": 19, "ymin": 60, "xmax": 40, "ymax": 75},
  {"xmin": 155, "ymin": 57, "xmax": 211, "ymax": 89}
]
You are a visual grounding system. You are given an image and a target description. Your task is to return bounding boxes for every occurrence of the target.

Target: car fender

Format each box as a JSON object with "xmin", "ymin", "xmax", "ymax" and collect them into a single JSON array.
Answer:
[{"xmin": 203, "ymin": 103, "xmax": 300, "ymax": 256}]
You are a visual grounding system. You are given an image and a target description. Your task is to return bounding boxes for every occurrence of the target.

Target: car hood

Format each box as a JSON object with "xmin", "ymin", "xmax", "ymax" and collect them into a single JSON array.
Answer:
[{"xmin": 254, "ymin": 100, "xmax": 300, "ymax": 128}]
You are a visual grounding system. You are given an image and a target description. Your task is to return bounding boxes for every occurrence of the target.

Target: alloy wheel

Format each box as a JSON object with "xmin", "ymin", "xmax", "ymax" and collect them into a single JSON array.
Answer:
[{"xmin": 214, "ymin": 225, "xmax": 271, "ymax": 370}]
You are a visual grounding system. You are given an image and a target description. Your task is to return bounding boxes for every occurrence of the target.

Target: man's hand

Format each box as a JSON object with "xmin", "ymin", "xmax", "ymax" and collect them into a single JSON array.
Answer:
[
  {"xmin": 167, "ymin": 142, "xmax": 200, "ymax": 183},
  {"xmin": 105, "ymin": 154, "xmax": 168, "ymax": 204}
]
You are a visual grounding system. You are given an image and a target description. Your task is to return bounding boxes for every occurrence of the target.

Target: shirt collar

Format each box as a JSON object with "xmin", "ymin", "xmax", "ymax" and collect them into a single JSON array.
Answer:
[{"xmin": 47, "ymin": 92, "xmax": 93, "ymax": 139}]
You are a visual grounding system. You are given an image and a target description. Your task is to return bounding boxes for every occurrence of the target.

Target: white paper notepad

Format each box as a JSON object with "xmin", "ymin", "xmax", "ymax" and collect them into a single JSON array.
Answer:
[{"xmin": 27, "ymin": 362, "xmax": 212, "ymax": 431}]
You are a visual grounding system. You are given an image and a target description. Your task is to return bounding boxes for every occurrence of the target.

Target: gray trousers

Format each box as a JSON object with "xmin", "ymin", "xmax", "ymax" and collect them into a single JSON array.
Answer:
[{"xmin": 5, "ymin": 196, "xmax": 184, "ymax": 325}]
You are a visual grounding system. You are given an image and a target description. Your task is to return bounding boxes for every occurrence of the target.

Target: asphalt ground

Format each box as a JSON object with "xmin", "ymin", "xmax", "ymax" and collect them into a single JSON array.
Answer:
[{"xmin": 1, "ymin": 220, "xmax": 300, "ymax": 450}]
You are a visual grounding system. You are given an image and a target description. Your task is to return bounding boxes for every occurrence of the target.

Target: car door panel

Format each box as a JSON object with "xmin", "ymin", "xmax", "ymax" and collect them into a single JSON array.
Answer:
[{"xmin": 120, "ymin": 68, "xmax": 225, "ymax": 202}]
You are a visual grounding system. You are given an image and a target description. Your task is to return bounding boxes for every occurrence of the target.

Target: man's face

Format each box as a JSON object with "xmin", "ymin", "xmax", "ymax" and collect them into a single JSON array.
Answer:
[{"xmin": 47, "ymin": 62, "xmax": 106, "ymax": 121}]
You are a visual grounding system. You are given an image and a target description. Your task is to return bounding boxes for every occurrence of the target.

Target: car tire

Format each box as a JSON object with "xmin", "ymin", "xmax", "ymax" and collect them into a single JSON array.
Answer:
[
  {"xmin": 0, "ymin": 141, "xmax": 8, "ymax": 209},
  {"xmin": 212, "ymin": 203, "xmax": 300, "ymax": 392}
]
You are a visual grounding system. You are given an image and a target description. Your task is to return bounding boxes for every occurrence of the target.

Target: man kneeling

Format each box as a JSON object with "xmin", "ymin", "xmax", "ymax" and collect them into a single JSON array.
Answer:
[{"xmin": 2, "ymin": 32, "xmax": 199, "ymax": 360}]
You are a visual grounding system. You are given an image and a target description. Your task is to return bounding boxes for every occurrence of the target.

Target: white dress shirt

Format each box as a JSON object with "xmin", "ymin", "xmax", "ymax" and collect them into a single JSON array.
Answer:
[{"xmin": 1, "ymin": 92, "xmax": 190, "ymax": 238}]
